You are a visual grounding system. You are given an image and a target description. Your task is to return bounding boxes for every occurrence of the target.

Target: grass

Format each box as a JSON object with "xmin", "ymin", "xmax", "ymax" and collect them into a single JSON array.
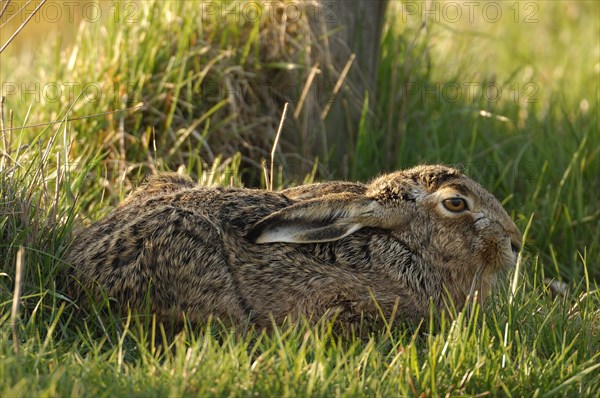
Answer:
[{"xmin": 1, "ymin": 0, "xmax": 599, "ymax": 396}]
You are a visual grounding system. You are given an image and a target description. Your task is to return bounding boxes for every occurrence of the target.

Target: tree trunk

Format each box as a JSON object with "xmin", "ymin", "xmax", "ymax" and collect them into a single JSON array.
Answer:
[{"xmin": 309, "ymin": 0, "xmax": 388, "ymax": 177}]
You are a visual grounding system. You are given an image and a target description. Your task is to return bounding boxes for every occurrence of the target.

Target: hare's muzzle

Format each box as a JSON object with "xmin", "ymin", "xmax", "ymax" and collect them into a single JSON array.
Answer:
[{"xmin": 510, "ymin": 242, "xmax": 521, "ymax": 258}]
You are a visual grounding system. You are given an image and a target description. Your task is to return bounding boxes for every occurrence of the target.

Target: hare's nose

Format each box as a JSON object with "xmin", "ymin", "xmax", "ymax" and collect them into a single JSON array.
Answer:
[{"xmin": 510, "ymin": 240, "xmax": 521, "ymax": 256}]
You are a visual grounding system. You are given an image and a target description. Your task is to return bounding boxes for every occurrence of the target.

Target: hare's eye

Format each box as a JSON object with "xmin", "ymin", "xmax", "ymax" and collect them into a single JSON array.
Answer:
[{"xmin": 442, "ymin": 197, "xmax": 468, "ymax": 212}]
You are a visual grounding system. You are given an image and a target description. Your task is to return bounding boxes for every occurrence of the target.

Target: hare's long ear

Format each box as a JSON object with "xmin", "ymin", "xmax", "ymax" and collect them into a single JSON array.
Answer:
[{"xmin": 248, "ymin": 193, "xmax": 381, "ymax": 244}]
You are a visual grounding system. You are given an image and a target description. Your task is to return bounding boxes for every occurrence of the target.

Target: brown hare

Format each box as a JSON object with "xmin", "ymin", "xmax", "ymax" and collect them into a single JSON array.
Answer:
[{"xmin": 65, "ymin": 165, "xmax": 522, "ymax": 329}]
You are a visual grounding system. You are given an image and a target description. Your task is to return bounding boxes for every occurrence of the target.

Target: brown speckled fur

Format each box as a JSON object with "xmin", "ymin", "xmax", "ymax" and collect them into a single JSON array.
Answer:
[{"xmin": 64, "ymin": 165, "xmax": 521, "ymax": 329}]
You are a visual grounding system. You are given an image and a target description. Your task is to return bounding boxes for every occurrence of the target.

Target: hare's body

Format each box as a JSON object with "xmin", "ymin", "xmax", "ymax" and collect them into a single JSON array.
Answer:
[{"xmin": 66, "ymin": 165, "xmax": 521, "ymax": 329}]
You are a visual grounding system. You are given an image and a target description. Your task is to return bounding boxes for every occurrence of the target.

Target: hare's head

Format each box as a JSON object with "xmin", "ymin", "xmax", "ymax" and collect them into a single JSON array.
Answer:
[
  {"xmin": 249, "ymin": 164, "xmax": 521, "ymax": 297},
  {"xmin": 365, "ymin": 165, "xmax": 522, "ymax": 273}
]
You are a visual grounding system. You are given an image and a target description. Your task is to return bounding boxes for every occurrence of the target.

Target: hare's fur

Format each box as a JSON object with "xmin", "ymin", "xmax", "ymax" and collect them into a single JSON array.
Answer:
[{"xmin": 65, "ymin": 165, "xmax": 521, "ymax": 329}]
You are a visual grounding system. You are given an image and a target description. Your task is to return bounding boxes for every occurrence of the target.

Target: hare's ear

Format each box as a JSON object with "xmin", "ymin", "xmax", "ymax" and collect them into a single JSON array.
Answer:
[{"xmin": 248, "ymin": 194, "xmax": 380, "ymax": 244}]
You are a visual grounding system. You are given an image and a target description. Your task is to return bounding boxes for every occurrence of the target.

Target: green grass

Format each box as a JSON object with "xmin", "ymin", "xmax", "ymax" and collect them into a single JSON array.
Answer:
[{"xmin": 1, "ymin": 0, "xmax": 599, "ymax": 396}]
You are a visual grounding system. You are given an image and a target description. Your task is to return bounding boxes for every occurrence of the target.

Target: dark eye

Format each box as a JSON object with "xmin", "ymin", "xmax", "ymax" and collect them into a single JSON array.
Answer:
[{"xmin": 442, "ymin": 197, "xmax": 468, "ymax": 212}]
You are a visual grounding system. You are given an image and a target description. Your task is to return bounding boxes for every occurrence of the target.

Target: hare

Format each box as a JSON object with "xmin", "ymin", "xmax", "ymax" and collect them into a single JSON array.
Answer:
[{"xmin": 65, "ymin": 165, "xmax": 522, "ymax": 329}]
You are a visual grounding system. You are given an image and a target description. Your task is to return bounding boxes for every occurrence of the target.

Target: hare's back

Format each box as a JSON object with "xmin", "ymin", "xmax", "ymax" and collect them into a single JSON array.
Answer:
[{"xmin": 142, "ymin": 186, "xmax": 294, "ymax": 235}]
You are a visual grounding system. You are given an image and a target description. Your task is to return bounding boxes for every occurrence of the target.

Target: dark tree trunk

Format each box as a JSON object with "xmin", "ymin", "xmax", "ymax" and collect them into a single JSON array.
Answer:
[{"xmin": 309, "ymin": 0, "xmax": 388, "ymax": 177}]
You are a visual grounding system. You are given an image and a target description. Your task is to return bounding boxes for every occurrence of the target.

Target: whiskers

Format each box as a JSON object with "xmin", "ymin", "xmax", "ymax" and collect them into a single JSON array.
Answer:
[{"xmin": 468, "ymin": 263, "xmax": 487, "ymax": 304}]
